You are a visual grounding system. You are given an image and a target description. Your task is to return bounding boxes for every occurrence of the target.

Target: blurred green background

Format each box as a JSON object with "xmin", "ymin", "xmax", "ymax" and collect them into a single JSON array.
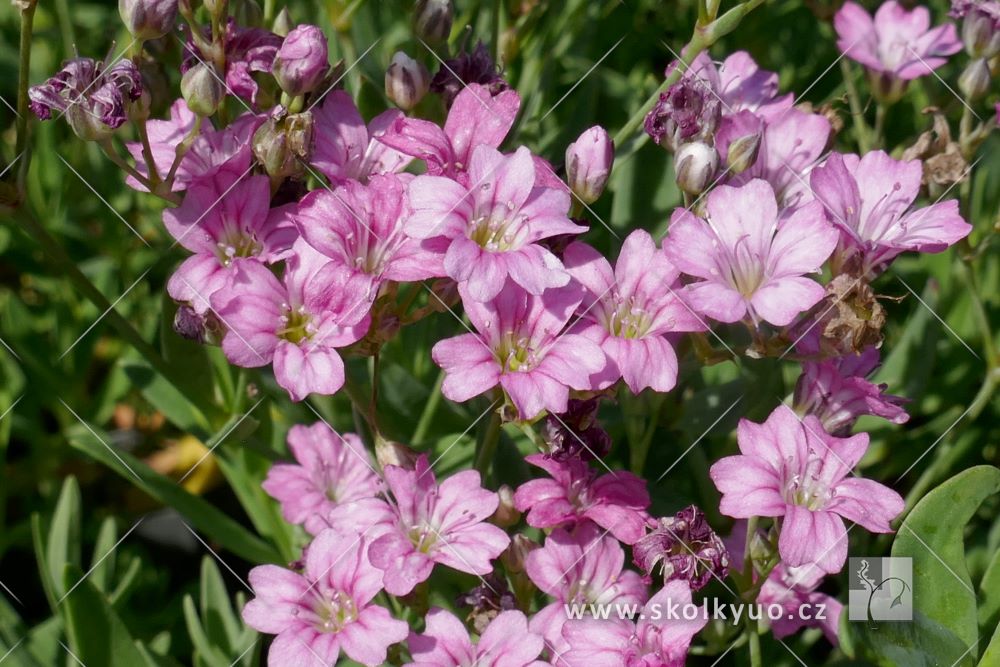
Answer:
[{"xmin": 0, "ymin": 0, "xmax": 997, "ymax": 665}]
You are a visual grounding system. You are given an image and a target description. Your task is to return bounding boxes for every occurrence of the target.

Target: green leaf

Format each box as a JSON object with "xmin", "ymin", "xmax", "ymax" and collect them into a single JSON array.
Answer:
[
  {"xmin": 183, "ymin": 595, "xmax": 234, "ymax": 667},
  {"xmin": 979, "ymin": 547, "xmax": 1000, "ymax": 637},
  {"xmin": 46, "ymin": 476, "xmax": 81, "ymax": 601},
  {"xmin": 89, "ymin": 516, "xmax": 117, "ymax": 594},
  {"xmin": 843, "ymin": 608, "xmax": 974, "ymax": 667},
  {"xmin": 980, "ymin": 619, "xmax": 1000, "ymax": 667},
  {"xmin": 121, "ymin": 358, "xmax": 213, "ymax": 440},
  {"xmin": 61, "ymin": 565, "xmax": 155, "ymax": 667},
  {"xmin": 892, "ymin": 465, "xmax": 1000, "ymax": 663},
  {"xmin": 67, "ymin": 423, "xmax": 280, "ymax": 565},
  {"xmin": 199, "ymin": 557, "xmax": 240, "ymax": 649}
]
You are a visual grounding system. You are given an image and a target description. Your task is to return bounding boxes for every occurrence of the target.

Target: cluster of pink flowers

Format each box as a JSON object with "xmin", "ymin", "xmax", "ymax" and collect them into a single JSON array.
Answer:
[{"xmin": 29, "ymin": 0, "xmax": 992, "ymax": 663}]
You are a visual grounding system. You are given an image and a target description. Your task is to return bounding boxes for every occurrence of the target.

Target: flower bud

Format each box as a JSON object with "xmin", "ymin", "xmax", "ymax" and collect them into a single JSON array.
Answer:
[
  {"xmin": 374, "ymin": 435, "xmax": 420, "ymax": 470},
  {"xmin": 725, "ymin": 132, "xmax": 761, "ymax": 175},
  {"xmin": 413, "ymin": 0, "xmax": 453, "ymax": 43},
  {"xmin": 960, "ymin": 6, "xmax": 1000, "ymax": 58},
  {"xmin": 490, "ymin": 485, "xmax": 521, "ymax": 528},
  {"xmin": 252, "ymin": 107, "xmax": 313, "ymax": 179},
  {"xmin": 272, "ymin": 7, "xmax": 293, "ymax": 36},
  {"xmin": 565, "ymin": 125, "xmax": 613, "ymax": 204},
  {"xmin": 271, "ymin": 24, "xmax": 329, "ymax": 97},
  {"xmin": 384, "ymin": 51, "xmax": 430, "ymax": 111},
  {"xmin": 181, "ymin": 62, "xmax": 224, "ymax": 116},
  {"xmin": 500, "ymin": 534, "xmax": 537, "ymax": 576},
  {"xmin": 959, "ymin": 57, "xmax": 992, "ymax": 100},
  {"xmin": 119, "ymin": 0, "xmax": 178, "ymax": 40},
  {"xmin": 674, "ymin": 141, "xmax": 718, "ymax": 196}
]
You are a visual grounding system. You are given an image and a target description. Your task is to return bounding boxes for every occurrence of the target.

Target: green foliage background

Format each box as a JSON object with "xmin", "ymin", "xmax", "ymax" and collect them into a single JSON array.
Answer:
[{"xmin": 0, "ymin": 0, "xmax": 997, "ymax": 665}]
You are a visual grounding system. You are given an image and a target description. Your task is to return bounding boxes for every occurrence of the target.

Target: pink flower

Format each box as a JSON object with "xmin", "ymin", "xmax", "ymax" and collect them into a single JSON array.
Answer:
[
  {"xmin": 368, "ymin": 455, "xmax": 509, "ymax": 596},
  {"xmin": 406, "ymin": 145, "xmax": 584, "ymax": 302},
  {"xmin": 212, "ymin": 239, "xmax": 371, "ymax": 401},
  {"xmin": 291, "ymin": 174, "xmax": 442, "ymax": 294},
  {"xmin": 665, "ymin": 179, "xmax": 838, "ymax": 327},
  {"xmin": 564, "ymin": 230, "xmax": 704, "ymax": 393},
  {"xmin": 793, "ymin": 347, "xmax": 909, "ymax": 435},
  {"xmin": 379, "ymin": 83, "xmax": 520, "ymax": 180},
  {"xmin": 758, "ymin": 562, "xmax": 843, "ymax": 644},
  {"xmin": 183, "ymin": 20, "xmax": 282, "ymax": 106},
  {"xmin": 261, "ymin": 422, "xmax": 382, "ymax": 535},
  {"xmin": 560, "ymin": 580, "xmax": 706, "ymax": 667},
  {"xmin": 835, "ymin": 1, "xmax": 961, "ymax": 80},
  {"xmin": 432, "ymin": 283, "xmax": 605, "ymax": 420},
  {"xmin": 726, "ymin": 107, "xmax": 831, "ymax": 207},
  {"xmin": 526, "ymin": 523, "xmax": 648, "ymax": 658},
  {"xmin": 164, "ymin": 165, "xmax": 297, "ymax": 314},
  {"xmin": 687, "ymin": 50, "xmax": 794, "ymax": 120},
  {"xmin": 242, "ymin": 530, "xmax": 408, "ymax": 666},
  {"xmin": 709, "ymin": 404, "xmax": 904, "ymax": 574},
  {"xmin": 405, "ymin": 608, "xmax": 547, "ymax": 667},
  {"xmin": 126, "ymin": 102, "xmax": 262, "ymax": 192},
  {"xmin": 809, "ymin": 150, "xmax": 972, "ymax": 274},
  {"xmin": 311, "ymin": 90, "xmax": 411, "ymax": 183},
  {"xmin": 513, "ymin": 454, "xmax": 650, "ymax": 544}
]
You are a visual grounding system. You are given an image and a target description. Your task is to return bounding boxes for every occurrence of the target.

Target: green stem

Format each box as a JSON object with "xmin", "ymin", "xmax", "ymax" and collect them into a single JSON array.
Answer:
[
  {"xmin": 135, "ymin": 118, "xmax": 161, "ymax": 185},
  {"xmin": 54, "ymin": 0, "xmax": 75, "ymax": 59},
  {"xmin": 264, "ymin": 0, "xmax": 275, "ymax": 24},
  {"xmin": 491, "ymin": 0, "xmax": 502, "ymax": 63},
  {"xmin": 748, "ymin": 615, "xmax": 762, "ymax": 667},
  {"xmin": 13, "ymin": 1, "xmax": 36, "ymax": 195},
  {"xmin": 412, "ymin": 369, "xmax": 445, "ymax": 444},
  {"xmin": 474, "ymin": 407, "xmax": 502, "ymax": 477},
  {"xmin": 840, "ymin": 59, "xmax": 871, "ymax": 152},
  {"xmin": 872, "ymin": 103, "xmax": 886, "ymax": 149}
]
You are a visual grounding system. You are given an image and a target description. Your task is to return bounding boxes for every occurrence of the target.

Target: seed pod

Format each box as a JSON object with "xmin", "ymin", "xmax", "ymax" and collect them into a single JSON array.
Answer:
[
  {"xmin": 252, "ymin": 107, "xmax": 314, "ymax": 179},
  {"xmin": 181, "ymin": 62, "xmax": 224, "ymax": 116}
]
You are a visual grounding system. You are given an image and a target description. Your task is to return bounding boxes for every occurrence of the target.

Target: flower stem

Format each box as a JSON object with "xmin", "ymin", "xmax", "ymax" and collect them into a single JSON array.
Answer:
[
  {"xmin": 13, "ymin": 0, "xmax": 36, "ymax": 196},
  {"xmin": 474, "ymin": 407, "xmax": 503, "ymax": 478},
  {"xmin": 412, "ymin": 369, "xmax": 445, "ymax": 444},
  {"xmin": 840, "ymin": 59, "xmax": 871, "ymax": 152}
]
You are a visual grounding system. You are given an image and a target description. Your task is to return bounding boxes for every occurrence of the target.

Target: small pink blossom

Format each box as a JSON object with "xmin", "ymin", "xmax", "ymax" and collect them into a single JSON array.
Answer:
[
  {"xmin": 242, "ymin": 530, "xmax": 408, "ymax": 666},
  {"xmin": 810, "ymin": 150, "xmax": 972, "ymax": 274},
  {"xmin": 311, "ymin": 90, "xmax": 411, "ymax": 183},
  {"xmin": 560, "ymin": 580, "xmax": 706, "ymax": 667},
  {"xmin": 432, "ymin": 283, "xmax": 605, "ymax": 420},
  {"xmin": 212, "ymin": 239, "xmax": 371, "ymax": 401},
  {"xmin": 261, "ymin": 422, "xmax": 382, "ymax": 535},
  {"xmin": 709, "ymin": 404, "xmax": 904, "ymax": 574},
  {"xmin": 513, "ymin": 454, "xmax": 650, "ymax": 544},
  {"xmin": 368, "ymin": 455, "xmax": 509, "ymax": 596},
  {"xmin": 564, "ymin": 230, "xmax": 704, "ymax": 393},
  {"xmin": 687, "ymin": 50, "xmax": 794, "ymax": 120},
  {"xmin": 291, "ymin": 174, "xmax": 442, "ymax": 295},
  {"xmin": 793, "ymin": 346, "xmax": 909, "ymax": 435},
  {"xmin": 835, "ymin": 1, "xmax": 961, "ymax": 80},
  {"xmin": 526, "ymin": 523, "xmax": 648, "ymax": 658},
  {"xmin": 405, "ymin": 608, "xmax": 547, "ymax": 667},
  {"xmin": 183, "ymin": 20, "xmax": 282, "ymax": 106},
  {"xmin": 406, "ymin": 145, "xmax": 584, "ymax": 302},
  {"xmin": 379, "ymin": 83, "xmax": 520, "ymax": 180},
  {"xmin": 164, "ymin": 165, "xmax": 297, "ymax": 314},
  {"xmin": 758, "ymin": 562, "xmax": 843, "ymax": 644},
  {"xmin": 665, "ymin": 179, "xmax": 838, "ymax": 327}
]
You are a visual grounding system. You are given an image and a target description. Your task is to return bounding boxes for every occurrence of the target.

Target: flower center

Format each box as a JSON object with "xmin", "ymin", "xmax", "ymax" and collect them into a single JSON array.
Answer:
[
  {"xmin": 495, "ymin": 332, "xmax": 539, "ymax": 372},
  {"xmin": 726, "ymin": 234, "xmax": 766, "ymax": 297},
  {"xmin": 603, "ymin": 295, "xmax": 653, "ymax": 339},
  {"xmin": 312, "ymin": 590, "xmax": 358, "ymax": 633},
  {"xmin": 215, "ymin": 229, "xmax": 263, "ymax": 265},
  {"xmin": 277, "ymin": 304, "xmax": 314, "ymax": 344},
  {"xmin": 407, "ymin": 523, "xmax": 439, "ymax": 553},
  {"xmin": 782, "ymin": 456, "xmax": 832, "ymax": 511}
]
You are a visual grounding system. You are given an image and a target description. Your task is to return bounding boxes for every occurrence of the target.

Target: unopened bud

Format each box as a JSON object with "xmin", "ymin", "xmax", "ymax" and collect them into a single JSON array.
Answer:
[
  {"xmin": 725, "ymin": 132, "xmax": 760, "ymax": 174},
  {"xmin": 375, "ymin": 435, "xmax": 420, "ymax": 470},
  {"xmin": 674, "ymin": 141, "xmax": 718, "ymax": 196},
  {"xmin": 119, "ymin": 0, "xmax": 178, "ymax": 40},
  {"xmin": 959, "ymin": 58, "xmax": 992, "ymax": 100},
  {"xmin": 272, "ymin": 24, "xmax": 330, "ymax": 97},
  {"xmin": 173, "ymin": 305, "xmax": 224, "ymax": 345},
  {"xmin": 961, "ymin": 8, "xmax": 1000, "ymax": 58},
  {"xmin": 413, "ymin": 0, "xmax": 453, "ymax": 43},
  {"xmin": 565, "ymin": 125, "xmax": 613, "ymax": 204},
  {"xmin": 181, "ymin": 62, "xmax": 224, "ymax": 116},
  {"xmin": 501, "ymin": 534, "xmax": 537, "ymax": 576},
  {"xmin": 385, "ymin": 51, "xmax": 430, "ymax": 111},
  {"xmin": 252, "ymin": 107, "xmax": 313, "ymax": 179},
  {"xmin": 272, "ymin": 7, "xmax": 293, "ymax": 36},
  {"xmin": 490, "ymin": 485, "xmax": 521, "ymax": 528}
]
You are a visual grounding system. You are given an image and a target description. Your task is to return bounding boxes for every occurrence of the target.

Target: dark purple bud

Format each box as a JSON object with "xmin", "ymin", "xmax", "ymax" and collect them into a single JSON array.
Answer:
[
  {"xmin": 455, "ymin": 572, "xmax": 517, "ymax": 635},
  {"xmin": 29, "ymin": 57, "xmax": 143, "ymax": 140},
  {"xmin": 430, "ymin": 41, "xmax": 509, "ymax": 108},
  {"xmin": 633, "ymin": 505, "xmax": 730, "ymax": 591},
  {"xmin": 542, "ymin": 397, "xmax": 612, "ymax": 461},
  {"xmin": 644, "ymin": 76, "xmax": 721, "ymax": 150},
  {"xmin": 119, "ymin": 0, "xmax": 178, "ymax": 40},
  {"xmin": 271, "ymin": 24, "xmax": 329, "ymax": 97},
  {"xmin": 173, "ymin": 305, "xmax": 224, "ymax": 344}
]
